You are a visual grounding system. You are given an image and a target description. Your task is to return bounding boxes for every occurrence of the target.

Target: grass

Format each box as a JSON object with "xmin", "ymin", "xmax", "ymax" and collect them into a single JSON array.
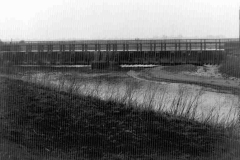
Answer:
[
  {"xmin": 0, "ymin": 76, "xmax": 237, "ymax": 160},
  {"xmin": 219, "ymin": 55, "xmax": 240, "ymax": 78},
  {"xmin": 162, "ymin": 64, "xmax": 199, "ymax": 73}
]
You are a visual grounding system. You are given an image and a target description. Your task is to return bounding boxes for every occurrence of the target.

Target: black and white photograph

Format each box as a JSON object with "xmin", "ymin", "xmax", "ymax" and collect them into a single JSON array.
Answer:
[{"xmin": 0, "ymin": 0, "xmax": 240, "ymax": 159}]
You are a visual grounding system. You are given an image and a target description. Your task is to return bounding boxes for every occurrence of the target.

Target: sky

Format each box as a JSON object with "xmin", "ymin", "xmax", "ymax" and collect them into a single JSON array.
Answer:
[{"xmin": 0, "ymin": 0, "xmax": 239, "ymax": 41}]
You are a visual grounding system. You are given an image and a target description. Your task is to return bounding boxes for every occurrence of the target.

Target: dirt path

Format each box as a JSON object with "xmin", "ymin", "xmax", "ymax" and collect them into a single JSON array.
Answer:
[{"xmin": 127, "ymin": 69, "xmax": 240, "ymax": 94}]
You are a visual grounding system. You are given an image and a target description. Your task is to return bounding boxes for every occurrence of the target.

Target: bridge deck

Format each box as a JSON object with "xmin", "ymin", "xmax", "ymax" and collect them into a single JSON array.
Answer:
[{"xmin": 0, "ymin": 39, "xmax": 239, "ymax": 52}]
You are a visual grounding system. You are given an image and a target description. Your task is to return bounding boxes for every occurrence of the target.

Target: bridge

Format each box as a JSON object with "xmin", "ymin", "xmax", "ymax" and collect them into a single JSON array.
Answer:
[{"xmin": 0, "ymin": 39, "xmax": 239, "ymax": 67}]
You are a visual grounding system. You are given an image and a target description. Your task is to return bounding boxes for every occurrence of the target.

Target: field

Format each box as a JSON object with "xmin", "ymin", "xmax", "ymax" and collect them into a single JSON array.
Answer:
[{"xmin": 0, "ymin": 64, "xmax": 240, "ymax": 160}]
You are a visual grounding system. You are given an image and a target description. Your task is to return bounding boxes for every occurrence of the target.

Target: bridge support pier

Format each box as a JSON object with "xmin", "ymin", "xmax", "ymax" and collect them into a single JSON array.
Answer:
[{"xmin": 91, "ymin": 51, "xmax": 119, "ymax": 70}]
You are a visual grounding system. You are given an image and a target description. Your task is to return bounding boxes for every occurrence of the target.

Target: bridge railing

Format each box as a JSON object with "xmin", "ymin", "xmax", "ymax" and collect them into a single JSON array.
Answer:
[{"xmin": 0, "ymin": 39, "xmax": 239, "ymax": 52}]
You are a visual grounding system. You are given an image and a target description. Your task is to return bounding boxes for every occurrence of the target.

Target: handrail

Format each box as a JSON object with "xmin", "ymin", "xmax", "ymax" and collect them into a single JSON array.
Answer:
[{"xmin": 0, "ymin": 38, "xmax": 239, "ymax": 44}]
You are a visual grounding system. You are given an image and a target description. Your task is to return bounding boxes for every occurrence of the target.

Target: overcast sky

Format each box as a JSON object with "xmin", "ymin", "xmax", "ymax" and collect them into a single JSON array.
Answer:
[{"xmin": 0, "ymin": 0, "xmax": 239, "ymax": 41}]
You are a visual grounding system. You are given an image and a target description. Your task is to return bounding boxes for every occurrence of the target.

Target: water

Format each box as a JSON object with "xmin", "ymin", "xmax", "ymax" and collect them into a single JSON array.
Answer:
[{"xmin": 24, "ymin": 71, "xmax": 239, "ymax": 125}]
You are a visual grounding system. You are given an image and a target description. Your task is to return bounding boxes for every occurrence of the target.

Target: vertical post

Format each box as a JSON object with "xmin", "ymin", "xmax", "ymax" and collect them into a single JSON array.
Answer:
[
  {"xmin": 37, "ymin": 44, "xmax": 40, "ymax": 64},
  {"xmin": 189, "ymin": 40, "xmax": 191, "ymax": 51},
  {"xmin": 82, "ymin": 44, "xmax": 84, "ymax": 52},
  {"xmin": 179, "ymin": 40, "xmax": 181, "ymax": 51},
  {"xmin": 72, "ymin": 44, "xmax": 75, "ymax": 64},
  {"xmin": 47, "ymin": 43, "xmax": 51, "ymax": 64},
  {"xmin": 186, "ymin": 40, "xmax": 188, "ymax": 51},
  {"xmin": 219, "ymin": 39, "xmax": 221, "ymax": 50},
  {"xmin": 154, "ymin": 42, "xmax": 157, "ymax": 62},
  {"xmin": 98, "ymin": 43, "xmax": 101, "ymax": 51},
  {"xmin": 204, "ymin": 40, "xmax": 206, "ymax": 50},
  {"xmin": 175, "ymin": 41, "xmax": 177, "ymax": 51},
  {"xmin": 95, "ymin": 44, "xmax": 97, "ymax": 51},
  {"xmin": 57, "ymin": 42, "xmax": 60, "ymax": 64},
  {"xmin": 200, "ymin": 40, "xmax": 202, "ymax": 51},
  {"xmin": 48, "ymin": 44, "xmax": 52, "ymax": 64},
  {"xmin": 185, "ymin": 40, "xmax": 188, "ymax": 52},
  {"xmin": 25, "ymin": 43, "xmax": 28, "ymax": 64},
  {"xmin": 215, "ymin": 40, "xmax": 217, "ymax": 50},
  {"xmin": 108, "ymin": 43, "xmax": 111, "ymax": 51}
]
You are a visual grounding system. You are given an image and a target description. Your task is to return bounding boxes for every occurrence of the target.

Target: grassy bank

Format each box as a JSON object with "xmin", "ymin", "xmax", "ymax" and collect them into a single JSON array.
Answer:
[
  {"xmin": 0, "ymin": 77, "xmax": 235, "ymax": 159},
  {"xmin": 162, "ymin": 64, "xmax": 198, "ymax": 73},
  {"xmin": 219, "ymin": 55, "xmax": 240, "ymax": 78}
]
